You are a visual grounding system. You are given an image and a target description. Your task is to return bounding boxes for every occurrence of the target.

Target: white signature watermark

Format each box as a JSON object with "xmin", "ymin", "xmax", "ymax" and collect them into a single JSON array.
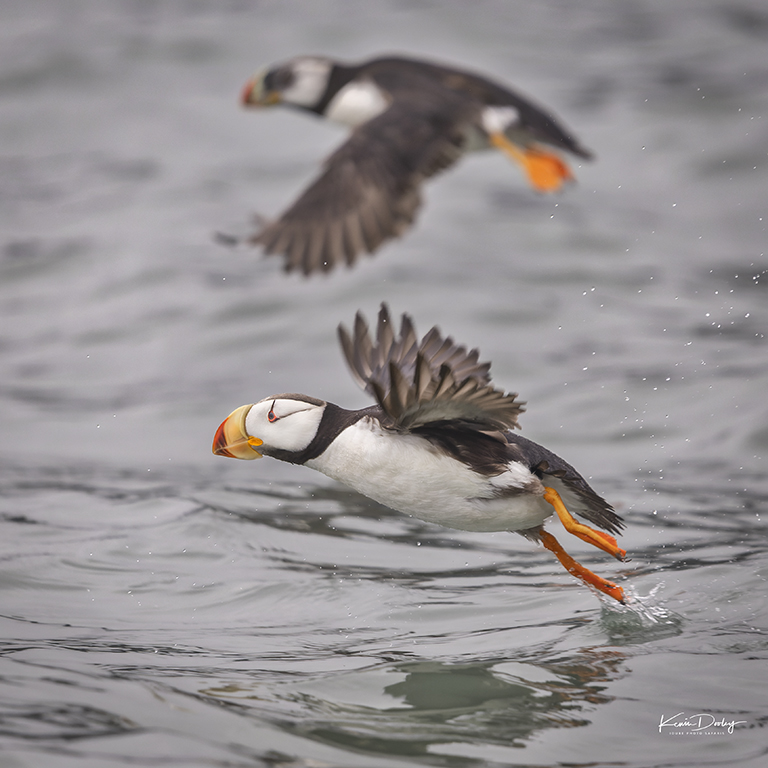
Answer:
[{"xmin": 659, "ymin": 712, "xmax": 747, "ymax": 735}]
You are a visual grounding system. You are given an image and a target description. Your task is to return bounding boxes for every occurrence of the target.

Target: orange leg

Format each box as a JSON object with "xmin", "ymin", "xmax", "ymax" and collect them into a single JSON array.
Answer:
[
  {"xmin": 488, "ymin": 132, "xmax": 574, "ymax": 193},
  {"xmin": 539, "ymin": 529, "xmax": 625, "ymax": 604},
  {"xmin": 543, "ymin": 487, "xmax": 626, "ymax": 561}
]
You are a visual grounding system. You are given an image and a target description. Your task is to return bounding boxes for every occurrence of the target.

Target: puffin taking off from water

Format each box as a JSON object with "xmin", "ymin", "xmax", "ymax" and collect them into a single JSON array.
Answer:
[
  {"xmin": 213, "ymin": 305, "xmax": 626, "ymax": 603},
  {"xmin": 239, "ymin": 55, "xmax": 594, "ymax": 275}
]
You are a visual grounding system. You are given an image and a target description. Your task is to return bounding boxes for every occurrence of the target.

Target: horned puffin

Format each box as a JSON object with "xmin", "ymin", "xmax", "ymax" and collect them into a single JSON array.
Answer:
[
  {"xmin": 213, "ymin": 305, "xmax": 627, "ymax": 603},
  {"xmin": 240, "ymin": 55, "xmax": 594, "ymax": 275}
]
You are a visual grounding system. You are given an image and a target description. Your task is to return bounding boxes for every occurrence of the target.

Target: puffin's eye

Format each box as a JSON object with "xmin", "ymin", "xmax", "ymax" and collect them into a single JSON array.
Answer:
[{"xmin": 267, "ymin": 403, "xmax": 278, "ymax": 423}]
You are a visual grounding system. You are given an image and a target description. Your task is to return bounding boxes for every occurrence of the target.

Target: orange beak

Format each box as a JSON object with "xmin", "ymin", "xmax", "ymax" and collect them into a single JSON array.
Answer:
[
  {"xmin": 212, "ymin": 404, "xmax": 263, "ymax": 460},
  {"xmin": 241, "ymin": 73, "xmax": 281, "ymax": 107}
]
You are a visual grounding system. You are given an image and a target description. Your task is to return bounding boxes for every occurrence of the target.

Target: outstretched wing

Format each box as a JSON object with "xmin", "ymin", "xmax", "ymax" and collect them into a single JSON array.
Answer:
[
  {"xmin": 338, "ymin": 304, "xmax": 524, "ymax": 432},
  {"xmin": 252, "ymin": 93, "xmax": 471, "ymax": 275}
]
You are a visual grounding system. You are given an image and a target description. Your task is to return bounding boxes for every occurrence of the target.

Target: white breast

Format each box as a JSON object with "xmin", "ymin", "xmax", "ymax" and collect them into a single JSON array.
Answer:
[
  {"xmin": 324, "ymin": 80, "xmax": 390, "ymax": 127},
  {"xmin": 306, "ymin": 419, "xmax": 552, "ymax": 532}
]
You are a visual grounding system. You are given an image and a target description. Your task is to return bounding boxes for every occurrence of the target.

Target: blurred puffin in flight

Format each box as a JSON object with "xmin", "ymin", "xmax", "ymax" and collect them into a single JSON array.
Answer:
[{"xmin": 239, "ymin": 55, "xmax": 594, "ymax": 274}]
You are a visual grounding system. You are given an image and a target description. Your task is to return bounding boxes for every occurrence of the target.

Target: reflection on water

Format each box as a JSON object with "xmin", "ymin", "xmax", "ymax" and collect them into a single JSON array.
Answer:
[
  {"xmin": 203, "ymin": 652, "xmax": 627, "ymax": 758},
  {"xmin": 0, "ymin": 622, "xmax": 630, "ymax": 765}
]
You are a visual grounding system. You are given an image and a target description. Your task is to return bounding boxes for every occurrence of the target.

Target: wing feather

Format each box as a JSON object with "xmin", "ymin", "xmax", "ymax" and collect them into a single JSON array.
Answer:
[
  {"xmin": 338, "ymin": 304, "xmax": 524, "ymax": 432},
  {"xmin": 304, "ymin": 222, "xmax": 324, "ymax": 274},
  {"xmin": 375, "ymin": 307, "xmax": 395, "ymax": 369},
  {"xmin": 325, "ymin": 219, "xmax": 345, "ymax": 269},
  {"xmin": 413, "ymin": 352, "xmax": 432, "ymax": 400},
  {"xmin": 252, "ymin": 95, "xmax": 471, "ymax": 274}
]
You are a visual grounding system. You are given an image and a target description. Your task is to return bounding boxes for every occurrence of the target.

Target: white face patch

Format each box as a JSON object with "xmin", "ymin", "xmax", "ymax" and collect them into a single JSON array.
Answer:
[
  {"xmin": 481, "ymin": 105, "xmax": 520, "ymax": 134},
  {"xmin": 324, "ymin": 80, "xmax": 390, "ymax": 127},
  {"xmin": 245, "ymin": 397, "xmax": 325, "ymax": 453},
  {"xmin": 280, "ymin": 57, "xmax": 333, "ymax": 108}
]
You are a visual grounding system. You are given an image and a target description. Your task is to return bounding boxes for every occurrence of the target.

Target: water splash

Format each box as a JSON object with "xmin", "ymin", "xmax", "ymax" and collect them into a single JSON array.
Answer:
[{"xmin": 598, "ymin": 583, "xmax": 684, "ymax": 644}]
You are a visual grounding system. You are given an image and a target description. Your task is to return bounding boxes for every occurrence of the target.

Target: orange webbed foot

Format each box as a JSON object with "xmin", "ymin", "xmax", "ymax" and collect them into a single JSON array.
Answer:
[
  {"xmin": 539, "ymin": 529, "xmax": 626, "ymax": 604},
  {"xmin": 543, "ymin": 486, "xmax": 626, "ymax": 561},
  {"xmin": 488, "ymin": 133, "xmax": 574, "ymax": 192}
]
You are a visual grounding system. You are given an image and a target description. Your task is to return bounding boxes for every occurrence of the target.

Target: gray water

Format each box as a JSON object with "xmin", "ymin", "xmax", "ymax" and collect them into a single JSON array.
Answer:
[{"xmin": 1, "ymin": 1, "xmax": 767, "ymax": 766}]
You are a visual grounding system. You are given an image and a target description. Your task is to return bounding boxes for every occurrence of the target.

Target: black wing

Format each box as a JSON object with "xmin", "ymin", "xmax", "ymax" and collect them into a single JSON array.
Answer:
[
  {"xmin": 506, "ymin": 433, "xmax": 624, "ymax": 534},
  {"xmin": 252, "ymin": 93, "xmax": 472, "ymax": 275},
  {"xmin": 338, "ymin": 304, "xmax": 524, "ymax": 432},
  {"xmin": 466, "ymin": 76, "xmax": 594, "ymax": 160},
  {"xmin": 364, "ymin": 56, "xmax": 593, "ymax": 159}
]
